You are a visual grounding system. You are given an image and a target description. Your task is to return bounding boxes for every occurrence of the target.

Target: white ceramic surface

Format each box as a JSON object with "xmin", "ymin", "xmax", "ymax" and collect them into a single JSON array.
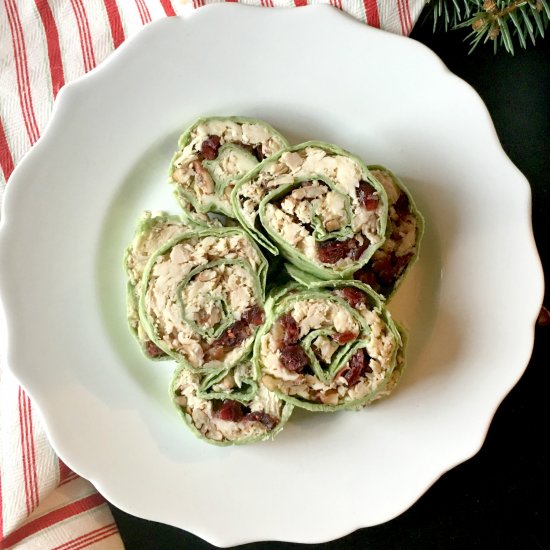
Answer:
[{"xmin": 0, "ymin": 5, "xmax": 544, "ymax": 546}]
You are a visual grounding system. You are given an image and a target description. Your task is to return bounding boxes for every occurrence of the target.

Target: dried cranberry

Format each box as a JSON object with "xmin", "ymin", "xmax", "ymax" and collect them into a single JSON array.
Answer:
[
  {"xmin": 280, "ymin": 344, "xmax": 309, "ymax": 373},
  {"xmin": 218, "ymin": 319, "xmax": 250, "ymax": 347},
  {"xmin": 393, "ymin": 193, "xmax": 410, "ymax": 217},
  {"xmin": 215, "ymin": 400, "xmax": 244, "ymax": 422},
  {"xmin": 390, "ymin": 227, "xmax": 403, "ymax": 241},
  {"xmin": 244, "ymin": 411, "xmax": 279, "ymax": 431},
  {"xmin": 317, "ymin": 239, "xmax": 351, "ymax": 264},
  {"xmin": 371, "ymin": 256, "xmax": 396, "ymax": 286},
  {"xmin": 333, "ymin": 331, "xmax": 358, "ymax": 345},
  {"xmin": 317, "ymin": 238, "xmax": 369, "ymax": 264},
  {"xmin": 146, "ymin": 341, "xmax": 164, "ymax": 358},
  {"xmin": 395, "ymin": 252, "xmax": 413, "ymax": 273},
  {"xmin": 371, "ymin": 252, "xmax": 413, "ymax": 286},
  {"xmin": 279, "ymin": 313, "xmax": 300, "ymax": 345},
  {"xmin": 357, "ymin": 181, "xmax": 379, "ymax": 211},
  {"xmin": 201, "ymin": 135, "xmax": 221, "ymax": 160},
  {"xmin": 348, "ymin": 238, "xmax": 370, "ymax": 261},
  {"xmin": 241, "ymin": 305, "xmax": 265, "ymax": 326},
  {"xmin": 340, "ymin": 287, "xmax": 368, "ymax": 308},
  {"xmin": 207, "ymin": 319, "xmax": 252, "ymax": 360},
  {"xmin": 354, "ymin": 252, "xmax": 412, "ymax": 291},
  {"xmin": 339, "ymin": 349, "xmax": 372, "ymax": 387},
  {"xmin": 354, "ymin": 269, "xmax": 380, "ymax": 292}
]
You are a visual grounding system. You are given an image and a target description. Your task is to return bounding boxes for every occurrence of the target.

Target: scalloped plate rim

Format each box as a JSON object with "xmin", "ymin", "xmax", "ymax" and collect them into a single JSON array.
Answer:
[{"xmin": 0, "ymin": 5, "xmax": 544, "ymax": 546}]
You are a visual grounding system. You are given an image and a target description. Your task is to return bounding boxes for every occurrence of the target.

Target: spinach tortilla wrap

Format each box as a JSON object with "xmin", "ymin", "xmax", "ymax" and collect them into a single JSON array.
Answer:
[
  {"xmin": 177, "ymin": 195, "xmax": 225, "ymax": 229},
  {"xmin": 232, "ymin": 142, "xmax": 389, "ymax": 279},
  {"xmin": 353, "ymin": 166, "xmax": 424, "ymax": 300},
  {"xmin": 169, "ymin": 116, "xmax": 289, "ymax": 226},
  {"xmin": 124, "ymin": 212, "xmax": 193, "ymax": 360},
  {"xmin": 139, "ymin": 227, "xmax": 268, "ymax": 374},
  {"xmin": 171, "ymin": 360, "xmax": 293, "ymax": 445},
  {"xmin": 254, "ymin": 277, "xmax": 403, "ymax": 411}
]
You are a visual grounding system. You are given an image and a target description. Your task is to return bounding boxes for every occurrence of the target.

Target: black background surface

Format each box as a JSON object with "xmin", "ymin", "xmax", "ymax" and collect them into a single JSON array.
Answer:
[{"xmin": 109, "ymin": 12, "xmax": 550, "ymax": 550}]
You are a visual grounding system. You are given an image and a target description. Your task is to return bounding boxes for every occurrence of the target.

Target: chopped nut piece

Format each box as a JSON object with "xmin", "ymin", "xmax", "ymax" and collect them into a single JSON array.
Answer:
[
  {"xmin": 244, "ymin": 411, "xmax": 279, "ymax": 430},
  {"xmin": 325, "ymin": 219, "xmax": 342, "ymax": 232},
  {"xmin": 192, "ymin": 160, "xmax": 214, "ymax": 193}
]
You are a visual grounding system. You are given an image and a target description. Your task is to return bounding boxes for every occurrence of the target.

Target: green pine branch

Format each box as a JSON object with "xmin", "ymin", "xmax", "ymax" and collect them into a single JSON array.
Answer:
[{"xmin": 426, "ymin": 0, "xmax": 550, "ymax": 53}]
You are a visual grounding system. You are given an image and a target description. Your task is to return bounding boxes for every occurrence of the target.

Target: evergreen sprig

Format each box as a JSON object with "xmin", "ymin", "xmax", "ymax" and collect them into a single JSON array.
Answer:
[{"xmin": 426, "ymin": 0, "xmax": 550, "ymax": 53}]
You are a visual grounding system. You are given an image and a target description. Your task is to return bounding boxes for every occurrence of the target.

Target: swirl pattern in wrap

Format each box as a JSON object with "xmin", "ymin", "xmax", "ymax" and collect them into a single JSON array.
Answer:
[
  {"xmin": 232, "ymin": 141, "xmax": 389, "ymax": 280},
  {"xmin": 139, "ymin": 227, "xmax": 269, "ymax": 373},
  {"xmin": 254, "ymin": 277, "xmax": 404, "ymax": 411},
  {"xmin": 169, "ymin": 116, "xmax": 289, "ymax": 226},
  {"xmin": 171, "ymin": 361, "xmax": 293, "ymax": 445}
]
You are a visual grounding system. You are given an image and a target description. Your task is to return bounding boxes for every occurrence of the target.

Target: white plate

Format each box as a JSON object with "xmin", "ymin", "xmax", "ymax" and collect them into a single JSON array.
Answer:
[{"xmin": 0, "ymin": 5, "xmax": 543, "ymax": 546}]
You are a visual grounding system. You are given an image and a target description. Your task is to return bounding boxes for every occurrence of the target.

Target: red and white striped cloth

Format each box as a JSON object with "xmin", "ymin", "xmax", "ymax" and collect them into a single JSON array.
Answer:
[{"xmin": 0, "ymin": 1, "xmax": 425, "ymax": 547}]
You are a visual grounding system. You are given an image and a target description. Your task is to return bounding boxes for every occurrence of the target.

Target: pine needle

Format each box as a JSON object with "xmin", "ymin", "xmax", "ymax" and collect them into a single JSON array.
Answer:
[
  {"xmin": 425, "ymin": 0, "xmax": 549, "ymax": 53},
  {"xmin": 509, "ymin": 11, "xmax": 527, "ymax": 47},
  {"xmin": 531, "ymin": 5, "xmax": 545, "ymax": 37},
  {"xmin": 540, "ymin": 0, "xmax": 550, "ymax": 18},
  {"xmin": 520, "ymin": 5, "xmax": 536, "ymax": 44},
  {"xmin": 499, "ymin": 17, "xmax": 515, "ymax": 53}
]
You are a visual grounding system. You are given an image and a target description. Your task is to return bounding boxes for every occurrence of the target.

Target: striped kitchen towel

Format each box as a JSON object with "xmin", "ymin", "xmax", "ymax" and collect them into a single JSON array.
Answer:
[{"xmin": 0, "ymin": 0, "xmax": 426, "ymax": 547}]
